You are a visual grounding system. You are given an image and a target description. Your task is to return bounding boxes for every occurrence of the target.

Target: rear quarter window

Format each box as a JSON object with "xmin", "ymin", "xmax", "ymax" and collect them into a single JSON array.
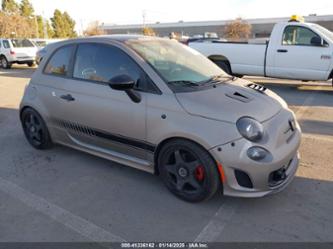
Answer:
[
  {"xmin": 44, "ymin": 45, "xmax": 75, "ymax": 76},
  {"xmin": 2, "ymin": 40, "xmax": 10, "ymax": 49}
]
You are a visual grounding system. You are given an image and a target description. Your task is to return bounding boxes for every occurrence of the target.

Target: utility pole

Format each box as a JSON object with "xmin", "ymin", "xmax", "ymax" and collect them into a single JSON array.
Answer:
[
  {"xmin": 42, "ymin": 11, "xmax": 48, "ymax": 39},
  {"xmin": 142, "ymin": 10, "xmax": 146, "ymax": 28},
  {"xmin": 35, "ymin": 16, "xmax": 39, "ymax": 39},
  {"xmin": 43, "ymin": 18, "xmax": 48, "ymax": 39},
  {"xmin": 29, "ymin": 16, "xmax": 39, "ymax": 39}
]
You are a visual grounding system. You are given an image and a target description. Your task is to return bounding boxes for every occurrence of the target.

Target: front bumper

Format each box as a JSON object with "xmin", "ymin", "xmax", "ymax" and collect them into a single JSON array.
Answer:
[{"xmin": 210, "ymin": 109, "xmax": 301, "ymax": 197}]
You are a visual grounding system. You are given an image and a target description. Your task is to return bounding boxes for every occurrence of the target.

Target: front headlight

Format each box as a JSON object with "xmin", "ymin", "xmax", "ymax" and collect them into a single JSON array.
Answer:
[{"xmin": 236, "ymin": 117, "xmax": 264, "ymax": 142}]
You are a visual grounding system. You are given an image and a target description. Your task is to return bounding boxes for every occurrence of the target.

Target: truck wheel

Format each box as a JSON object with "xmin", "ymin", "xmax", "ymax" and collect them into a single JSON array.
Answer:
[
  {"xmin": 27, "ymin": 62, "xmax": 35, "ymax": 67},
  {"xmin": 158, "ymin": 139, "xmax": 221, "ymax": 202},
  {"xmin": 0, "ymin": 56, "xmax": 12, "ymax": 69},
  {"xmin": 213, "ymin": 60, "xmax": 231, "ymax": 75}
]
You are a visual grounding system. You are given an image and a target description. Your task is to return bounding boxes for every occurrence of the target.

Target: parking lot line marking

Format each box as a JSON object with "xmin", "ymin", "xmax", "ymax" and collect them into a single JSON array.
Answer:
[
  {"xmin": 194, "ymin": 199, "xmax": 238, "ymax": 242},
  {"xmin": 0, "ymin": 177, "xmax": 126, "ymax": 242}
]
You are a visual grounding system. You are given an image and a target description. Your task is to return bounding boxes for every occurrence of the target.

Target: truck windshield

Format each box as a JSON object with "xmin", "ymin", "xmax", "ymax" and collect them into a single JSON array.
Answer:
[
  {"xmin": 126, "ymin": 38, "xmax": 227, "ymax": 86},
  {"xmin": 11, "ymin": 39, "xmax": 35, "ymax": 48}
]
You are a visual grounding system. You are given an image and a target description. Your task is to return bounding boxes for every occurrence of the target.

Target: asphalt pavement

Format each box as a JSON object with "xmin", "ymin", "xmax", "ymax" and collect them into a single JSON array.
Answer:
[{"xmin": 0, "ymin": 66, "xmax": 332, "ymax": 242}]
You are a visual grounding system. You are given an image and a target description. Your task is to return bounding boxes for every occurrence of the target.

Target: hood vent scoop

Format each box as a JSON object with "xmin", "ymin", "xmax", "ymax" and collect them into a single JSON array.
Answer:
[
  {"xmin": 225, "ymin": 91, "xmax": 252, "ymax": 103},
  {"xmin": 247, "ymin": 83, "xmax": 267, "ymax": 93}
]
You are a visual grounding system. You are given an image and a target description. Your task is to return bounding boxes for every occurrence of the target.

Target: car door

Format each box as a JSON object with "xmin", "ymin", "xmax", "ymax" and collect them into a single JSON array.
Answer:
[
  {"xmin": 53, "ymin": 42, "xmax": 151, "ymax": 164},
  {"xmin": 37, "ymin": 44, "xmax": 77, "ymax": 139},
  {"xmin": 271, "ymin": 25, "xmax": 331, "ymax": 80}
]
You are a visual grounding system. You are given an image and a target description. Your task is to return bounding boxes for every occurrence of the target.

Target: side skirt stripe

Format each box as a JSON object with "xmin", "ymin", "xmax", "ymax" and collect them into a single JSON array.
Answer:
[{"xmin": 52, "ymin": 118, "xmax": 156, "ymax": 152}]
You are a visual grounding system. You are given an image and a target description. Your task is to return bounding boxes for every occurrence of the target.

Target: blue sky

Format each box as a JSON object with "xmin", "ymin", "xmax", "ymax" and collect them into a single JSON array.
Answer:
[{"xmin": 29, "ymin": 0, "xmax": 333, "ymax": 33}]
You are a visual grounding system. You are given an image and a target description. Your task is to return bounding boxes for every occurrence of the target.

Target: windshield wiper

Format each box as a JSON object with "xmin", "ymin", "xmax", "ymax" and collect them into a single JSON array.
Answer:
[
  {"xmin": 168, "ymin": 80, "xmax": 200, "ymax": 87},
  {"xmin": 201, "ymin": 74, "xmax": 236, "ymax": 85}
]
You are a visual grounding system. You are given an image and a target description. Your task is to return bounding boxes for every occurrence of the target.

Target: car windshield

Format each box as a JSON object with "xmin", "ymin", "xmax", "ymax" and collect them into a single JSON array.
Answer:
[
  {"xmin": 126, "ymin": 38, "xmax": 228, "ymax": 86},
  {"xmin": 11, "ymin": 39, "xmax": 35, "ymax": 48},
  {"xmin": 35, "ymin": 41, "xmax": 47, "ymax": 47}
]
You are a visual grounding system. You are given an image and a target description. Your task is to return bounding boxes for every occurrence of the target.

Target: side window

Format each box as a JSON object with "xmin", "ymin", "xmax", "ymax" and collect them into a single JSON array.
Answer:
[
  {"xmin": 3, "ymin": 40, "xmax": 10, "ymax": 49},
  {"xmin": 44, "ymin": 45, "xmax": 74, "ymax": 76},
  {"xmin": 282, "ymin": 26, "xmax": 320, "ymax": 46},
  {"xmin": 73, "ymin": 43, "xmax": 145, "ymax": 90}
]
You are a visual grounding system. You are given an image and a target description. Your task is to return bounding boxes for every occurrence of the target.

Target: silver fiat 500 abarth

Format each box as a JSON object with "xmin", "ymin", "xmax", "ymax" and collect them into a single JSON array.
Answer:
[{"xmin": 20, "ymin": 35, "xmax": 301, "ymax": 202}]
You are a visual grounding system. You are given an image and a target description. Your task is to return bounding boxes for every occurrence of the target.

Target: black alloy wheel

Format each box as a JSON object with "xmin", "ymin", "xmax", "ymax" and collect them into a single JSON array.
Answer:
[
  {"xmin": 21, "ymin": 108, "xmax": 53, "ymax": 149},
  {"xmin": 158, "ymin": 139, "xmax": 221, "ymax": 202}
]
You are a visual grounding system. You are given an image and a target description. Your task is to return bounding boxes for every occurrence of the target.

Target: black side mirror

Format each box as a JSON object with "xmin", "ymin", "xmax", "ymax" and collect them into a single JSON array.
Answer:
[
  {"xmin": 109, "ymin": 74, "xmax": 135, "ymax": 90},
  {"xmin": 310, "ymin": 36, "xmax": 323, "ymax": 46},
  {"xmin": 109, "ymin": 74, "xmax": 141, "ymax": 103}
]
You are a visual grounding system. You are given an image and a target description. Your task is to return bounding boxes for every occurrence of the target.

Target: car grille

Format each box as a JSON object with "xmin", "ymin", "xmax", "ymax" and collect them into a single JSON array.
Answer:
[{"xmin": 268, "ymin": 158, "xmax": 293, "ymax": 187}]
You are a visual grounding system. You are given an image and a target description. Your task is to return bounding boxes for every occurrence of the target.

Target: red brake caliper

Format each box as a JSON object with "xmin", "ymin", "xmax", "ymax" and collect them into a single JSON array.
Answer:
[{"xmin": 195, "ymin": 165, "xmax": 205, "ymax": 182}]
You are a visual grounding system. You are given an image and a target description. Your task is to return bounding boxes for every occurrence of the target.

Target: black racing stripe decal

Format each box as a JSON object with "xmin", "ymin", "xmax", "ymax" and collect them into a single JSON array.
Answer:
[
  {"xmin": 93, "ymin": 129, "xmax": 156, "ymax": 152},
  {"xmin": 53, "ymin": 118, "xmax": 156, "ymax": 152}
]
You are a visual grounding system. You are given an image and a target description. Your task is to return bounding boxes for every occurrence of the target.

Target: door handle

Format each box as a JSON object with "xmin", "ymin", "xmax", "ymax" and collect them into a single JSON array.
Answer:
[
  {"xmin": 277, "ymin": 49, "xmax": 288, "ymax": 53},
  {"xmin": 60, "ymin": 94, "xmax": 75, "ymax": 102}
]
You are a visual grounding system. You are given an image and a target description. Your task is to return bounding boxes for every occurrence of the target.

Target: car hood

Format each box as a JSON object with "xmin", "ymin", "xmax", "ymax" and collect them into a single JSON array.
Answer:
[{"xmin": 175, "ymin": 78, "xmax": 287, "ymax": 123}]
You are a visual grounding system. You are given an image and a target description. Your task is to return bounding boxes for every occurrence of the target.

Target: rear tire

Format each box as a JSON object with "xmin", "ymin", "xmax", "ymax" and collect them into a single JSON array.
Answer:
[
  {"xmin": 1, "ymin": 56, "xmax": 12, "ymax": 69},
  {"xmin": 21, "ymin": 108, "xmax": 53, "ymax": 150},
  {"xmin": 158, "ymin": 139, "xmax": 221, "ymax": 202},
  {"xmin": 213, "ymin": 60, "xmax": 231, "ymax": 75},
  {"xmin": 27, "ymin": 62, "xmax": 34, "ymax": 67}
]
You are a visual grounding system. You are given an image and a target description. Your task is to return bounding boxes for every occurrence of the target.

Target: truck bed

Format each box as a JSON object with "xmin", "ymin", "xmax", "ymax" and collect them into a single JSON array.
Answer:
[{"xmin": 189, "ymin": 41, "xmax": 268, "ymax": 76}]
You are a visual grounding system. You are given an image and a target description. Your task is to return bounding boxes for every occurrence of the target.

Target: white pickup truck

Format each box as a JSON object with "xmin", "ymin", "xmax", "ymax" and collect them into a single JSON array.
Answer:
[{"xmin": 189, "ymin": 17, "xmax": 333, "ymax": 83}]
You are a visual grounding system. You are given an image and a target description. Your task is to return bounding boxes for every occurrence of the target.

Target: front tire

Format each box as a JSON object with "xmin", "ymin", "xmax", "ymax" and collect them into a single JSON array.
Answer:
[
  {"xmin": 158, "ymin": 139, "xmax": 221, "ymax": 202},
  {"xmin": 27, "ymin": 62, "xmax": 35, "ymax": 67},
  {"xmin": 21, "ymin": 108, "xmax": 53, "ymax": 150}
]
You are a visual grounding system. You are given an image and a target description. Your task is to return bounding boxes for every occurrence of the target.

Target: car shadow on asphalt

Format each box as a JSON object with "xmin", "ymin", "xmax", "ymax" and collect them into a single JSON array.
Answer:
[
  {"xmin": 265, "ymin": 85, "xmax": 333, "ymax": 107},
  {"xmin": 299, "ymin": 119, "xmax": 333, "ymax": 136},
  {"xmin": 0, "ymin": 66, "xmax": 36, "ymax": 79}
]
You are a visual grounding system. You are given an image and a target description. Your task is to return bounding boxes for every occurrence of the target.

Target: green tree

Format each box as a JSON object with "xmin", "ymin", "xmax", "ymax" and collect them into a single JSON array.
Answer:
[
  {"xmin": 19, "ymin": 0, "xmax": 34, "ymax": 17},
  {"xmin": 51, "ymin": 9, "xmax": 77, "ymax": 38},
  {"xmin": 51, "ymin": 9, "xmax": 65, "ymax": 37},
  {"xmin": 1, "ymin": 0, "xmax": 19, "ymax": 14},
  {"xmin": 45, "ymin": 20, "xmax": 54, "ymax": 38},
  {"xmin": 36, "ymin": 15, "xmax": 55, "ymax": 38},
  {"xmin": 63, "ymin": 11, "xmax": 77, "ymax": 37}
]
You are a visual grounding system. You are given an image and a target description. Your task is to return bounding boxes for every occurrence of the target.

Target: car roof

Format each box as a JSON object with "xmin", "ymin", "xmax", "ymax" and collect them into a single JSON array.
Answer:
[
  {"xmin": 44, "ymin": 34, "xmax": 165, "ymax": 52},
  {"xmin": 92, "ymin": 34, "xmax": 147, "ymax": 41},
  {"xmin": 56, "ymin": 34, "xmax": 164, "ymax": 45}
]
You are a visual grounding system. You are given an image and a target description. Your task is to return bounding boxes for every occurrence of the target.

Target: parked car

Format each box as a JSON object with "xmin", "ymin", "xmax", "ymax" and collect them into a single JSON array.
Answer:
[
  {"xmin": 35, "ymin": 39, "xmax": 65, "ymax": 65},
  {"xmin": 31, "ymin": 39, "xmax": 48, "ymax": 48},
  {"xmin": 20, "ymin": 35, "xmax": 301, "ymax": 202},
  {"xmin": 35, "ymin": 45, "xmax": 48, "ymax": 65},
  {"xmin": 0, "ymin": 38, "xmax": 38, "ymax": 69},
  {"xmin": 189, "ymin": 16, "xmax": 333, "ymax": 84}
]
